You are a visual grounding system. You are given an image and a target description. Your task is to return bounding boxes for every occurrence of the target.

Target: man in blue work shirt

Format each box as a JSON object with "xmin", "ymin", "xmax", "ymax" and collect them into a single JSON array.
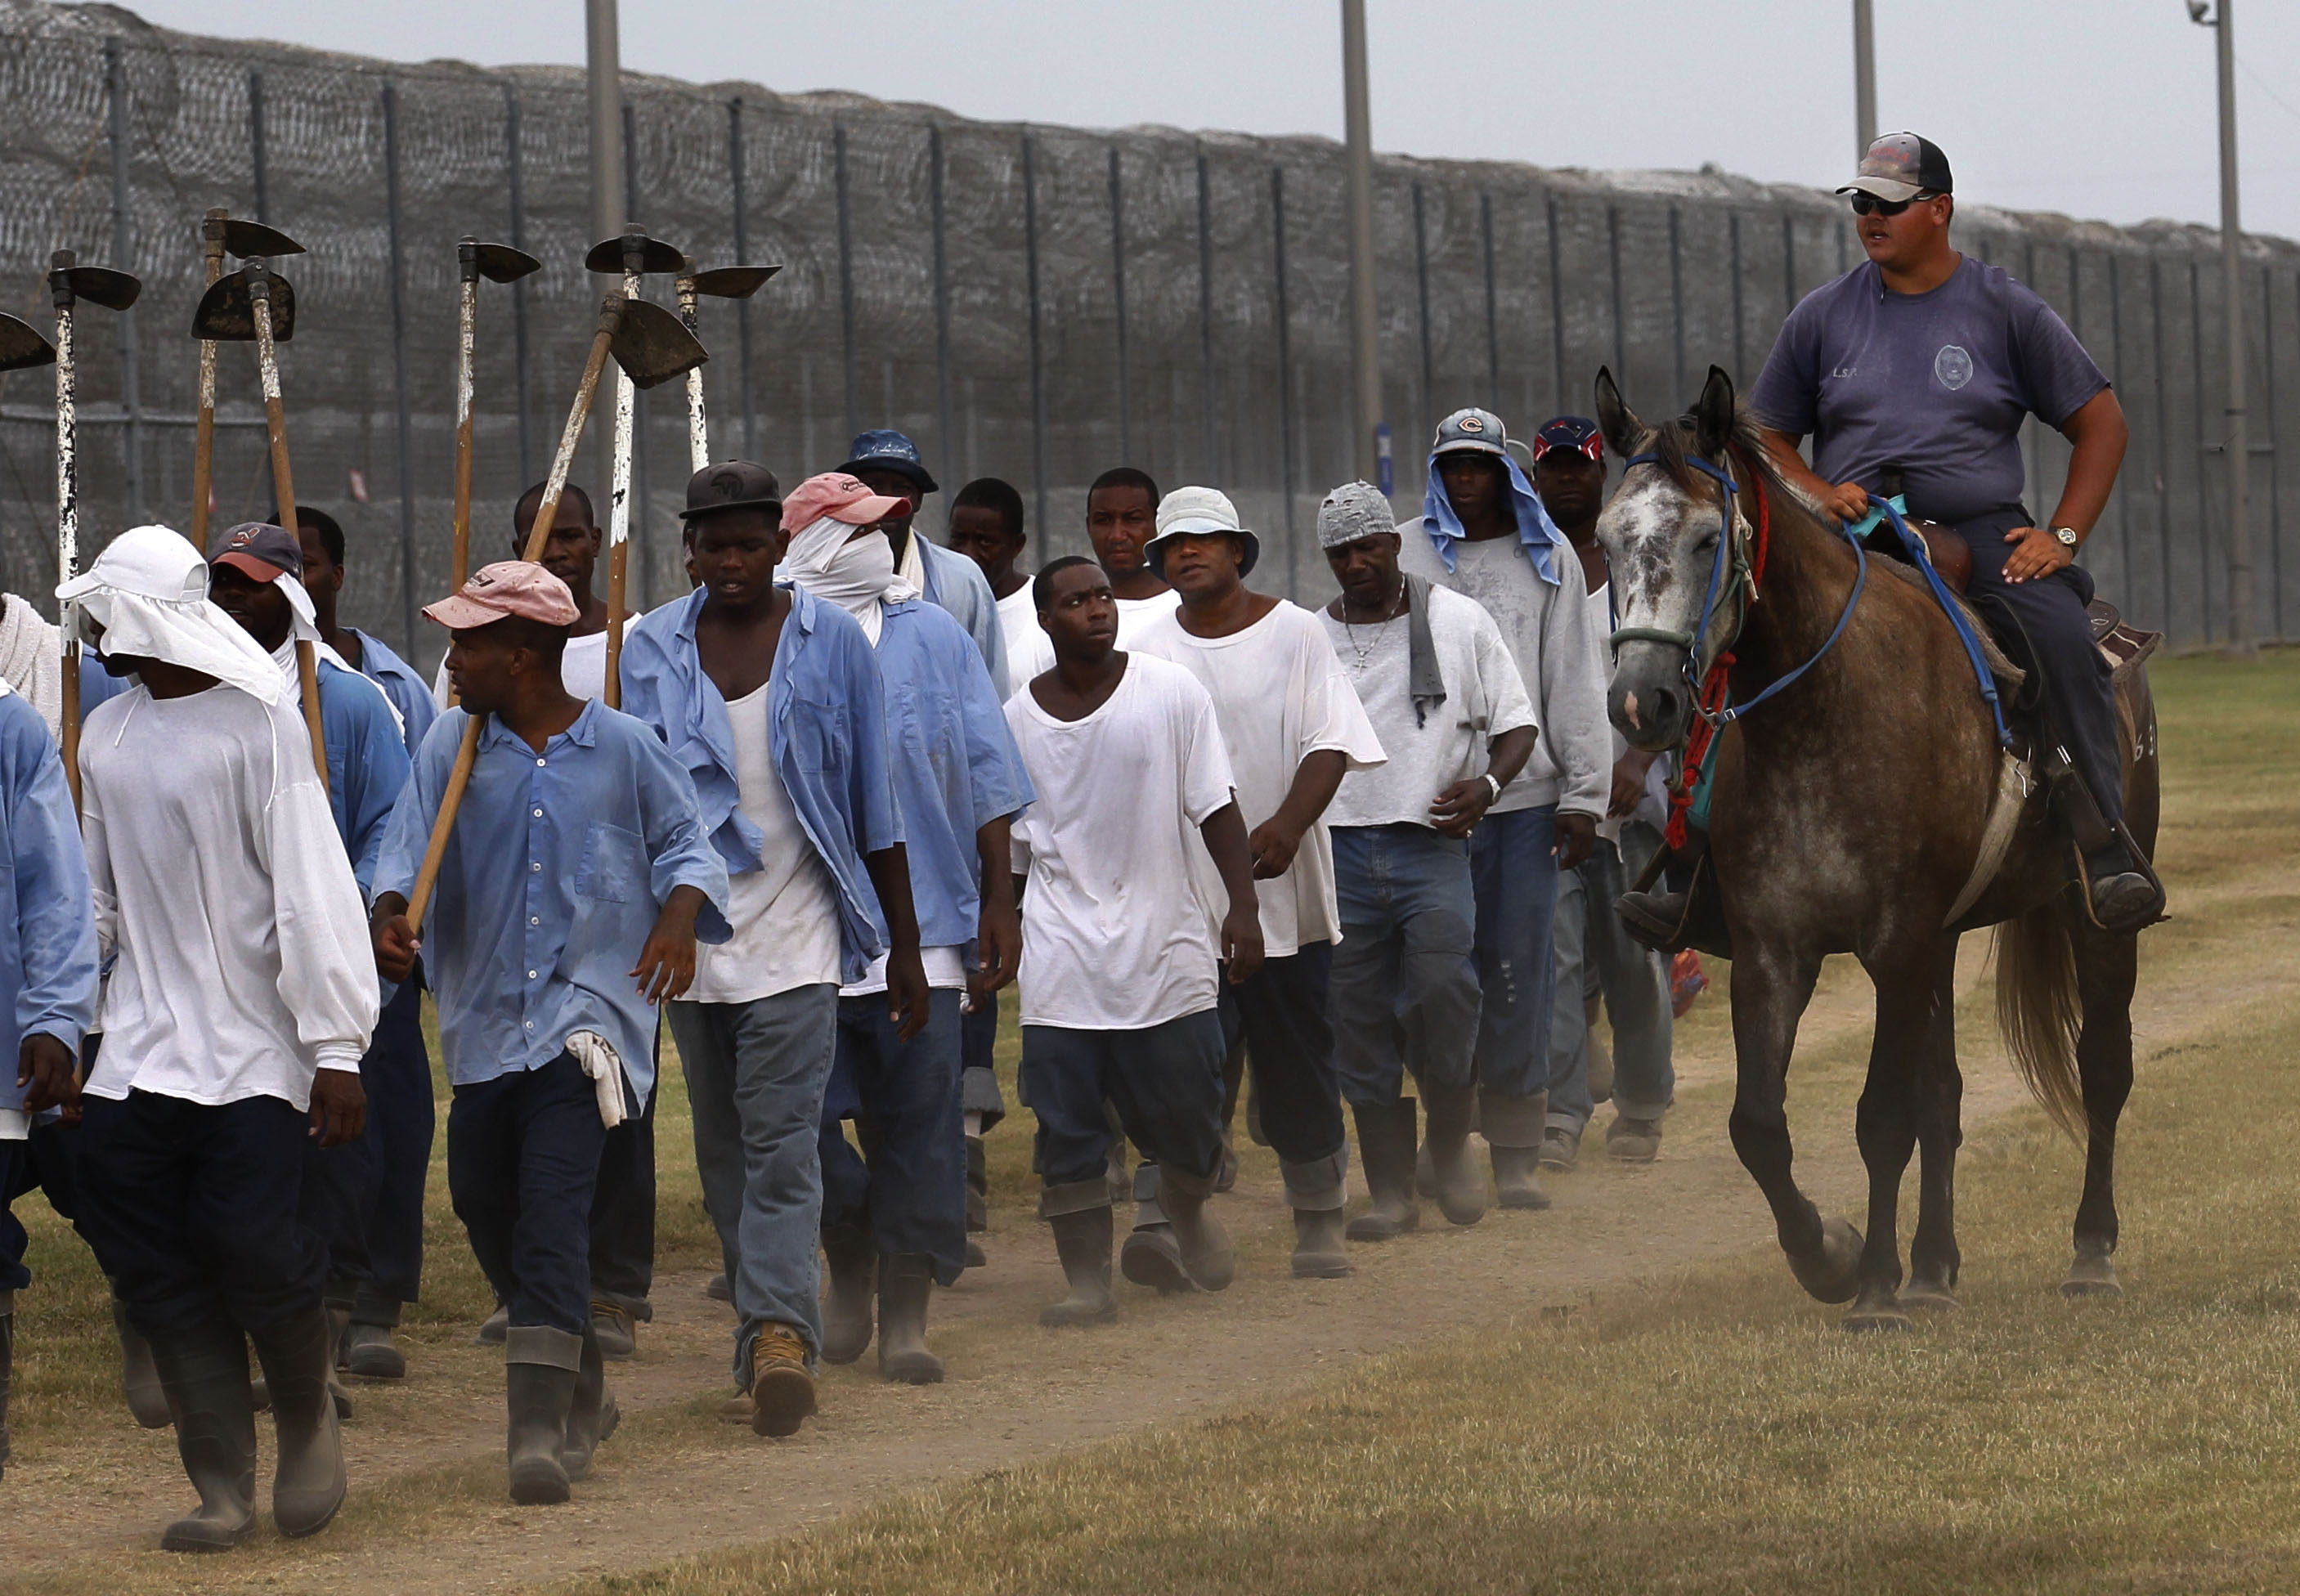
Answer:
[
  {"xmin": 370, "ymin": 560, "xmax": 729, "ymax": 1507},
  {"xmin": 0, "ymin": 675, "xmax": 99, "ymax": 1483},
  {"xmin": 836, "ymin": 429, "xmax": 1008, "ymax": 690},
  {"xmin": 622, "ymin": 461, "xmax": 930, "ymax": 1438},
  {"xmin": 780, "ymin": 472, "xmax": 1032, "ymax": 1387},
  {"xmin": 286, "ymin": 506, "xmax": 438, "ymax": 1378},
  {"xmin": 208, "ymin": 523, "xmax": 411, "ymax": 1406}
]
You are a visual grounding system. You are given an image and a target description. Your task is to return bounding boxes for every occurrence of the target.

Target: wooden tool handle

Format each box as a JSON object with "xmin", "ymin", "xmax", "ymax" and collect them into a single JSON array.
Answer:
[
  {"xmin": 61, "ymin": 643, "xmax": 81, "ymax": 813},
  {"xmin": 403, "ymin": 717, "xmax": 481, "ymax": 931},
  {"xmin": 451, "ymin": 278, "xmax": 478, "ymax": 587},
  {"xmin": 253, "ymin": 293, "xmax": 328, "ymax": 797},
  {"xmin": 604, "ymin": 540, "xmax": 628, "ymax": 710}
]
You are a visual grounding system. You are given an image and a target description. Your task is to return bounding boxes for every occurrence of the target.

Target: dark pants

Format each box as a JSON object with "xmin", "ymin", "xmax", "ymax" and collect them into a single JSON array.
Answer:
[
  {"xmin": 1024, "ymin": 1012, "xmax": 1229, "ymax": 1204},
  {"xmin": 1955, "ymin": 505, "xmax": 2124, "ymax": 827},
  {"xmin": 1329, "ymin": 825, "xmax": 1483, "ymax": 1106},
  {"xmin": 819, "ymin": 989, "xmax": 966, "ymax": 1285},
  {"xmin": 447, "ymin": 1053, "xmax": 607, "ymax": 1339},
  {"xmin": 0, "ymin": 1121, "xmax": 92, "ymax": 1293},
  {"xmin": 960, "ymin": 989, "xmax": 1006, "ymax": 1133},
  {"xmin": 297, "ymin": 979, "xmax": 435, "ymax": 1322},
  {"xmin": 76, "ymin": 1090, "xmax": 325, "ymax": 1334},
  {"xmin": 1219, "ymin": 943, "xmax": 1348, "ymax": 1210},
  {"xmin": 587, "ymin": 1021, "xmax": 658, "ymax": 1320}
]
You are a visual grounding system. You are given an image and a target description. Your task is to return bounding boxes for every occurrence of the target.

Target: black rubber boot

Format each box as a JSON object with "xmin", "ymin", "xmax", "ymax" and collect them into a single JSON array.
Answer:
[
  {"xmin": 875, "ymin": 1254, "xmax": 944, "ymax": 1384},
  {"xmin": 322, "ymin": 1303, "xmax": 355, "ymax": 1419},
  {"xmin": 504, "ymin": 1327, "xmax": 582, "ymax": 1505},
  {"xmin": 819, "ymin": 1220, "xmax": 877, "ymax": 1365},
  {"xmin": 1617, "ymin": 828, "xmax": 1710, "ymax": 952},
  {"xmin": 1042, "ymin": 1204, "xmax": 1118, "ymax": 1327},
  {"xmin": 248, "ymin": 1305, "xmax": 347, "ymax": 1538},
  {"xmin": 1157, "ymin": 1165, "xmax": 1235, "ymax": 1293},
  {"xmin": 560, "ymin": 1324, "xmax": 617, "ymax": 1482},
  {"xmin": 0, "ymin": 1298, "xmax": 13, "ymax": 1482},
  {"xmin": 1347, "ymin": 1099, "xmax": 1421, "ymax": 1242},
  {"xmin": 112, "ymin": 1293, "xmax": 173, "ymax": 1429},
  {"xmin": 147, "ymin": 1318, "xmax": 258, "ymax": 1553}
]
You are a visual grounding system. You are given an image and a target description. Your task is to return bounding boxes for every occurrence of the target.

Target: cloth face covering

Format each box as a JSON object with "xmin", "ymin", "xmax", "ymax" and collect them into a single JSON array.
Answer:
[{"xmin": 781, "ymin": 514, "xmax": 920, "ymax": 644}]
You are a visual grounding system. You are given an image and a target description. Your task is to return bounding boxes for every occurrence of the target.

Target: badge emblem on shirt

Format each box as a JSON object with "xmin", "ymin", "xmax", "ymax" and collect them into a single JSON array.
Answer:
[{"xmin": 1934, "ymin": 344, "xmax": 1975, "ymax": 391}]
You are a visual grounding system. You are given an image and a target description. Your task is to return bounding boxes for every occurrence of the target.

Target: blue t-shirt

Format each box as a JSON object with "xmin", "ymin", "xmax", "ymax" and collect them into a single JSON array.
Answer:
[{"xmin": 1749, "ymin": 255, "xmax": 2109, "ymax": 527}]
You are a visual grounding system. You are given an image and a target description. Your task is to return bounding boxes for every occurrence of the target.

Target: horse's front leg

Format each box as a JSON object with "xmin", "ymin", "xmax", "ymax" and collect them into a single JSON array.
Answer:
[
  {"xmin": 1847, "ymin": 935, "xmax": 1960, "ymax": 1331},
  {"xmin": 1727, "ymin": 940, "xmax": 1858, "ymax": 1302},
  {"xmin": 2065, "ymin": 914, "xmax": 2137, "ymax": 1298}
]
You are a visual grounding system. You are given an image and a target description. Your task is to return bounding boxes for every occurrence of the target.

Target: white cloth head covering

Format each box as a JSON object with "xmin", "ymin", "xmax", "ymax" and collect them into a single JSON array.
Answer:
[
  {"xmin": 0, "ymin": 594, "xmax": 63, "ymax": 741},
  {"xmin": 778, "ymin": 513, "xmax": 919, "ymax": 645},
  {"xmin": 59, "ymin": 525, "xmax": 283, "ymax": 705}
]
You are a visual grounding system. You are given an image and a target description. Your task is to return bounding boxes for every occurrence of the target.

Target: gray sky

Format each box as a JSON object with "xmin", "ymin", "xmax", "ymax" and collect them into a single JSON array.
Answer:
[{"xmin": 110, "ymin": 0, "xmax": 2300, "ymax": 242}]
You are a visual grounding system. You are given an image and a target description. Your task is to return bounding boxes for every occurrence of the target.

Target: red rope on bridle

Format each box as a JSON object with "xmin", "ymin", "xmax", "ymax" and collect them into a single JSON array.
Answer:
[{"xmin": 1661, "ymin": 447, "xmax": 1769, "ymax": 850}]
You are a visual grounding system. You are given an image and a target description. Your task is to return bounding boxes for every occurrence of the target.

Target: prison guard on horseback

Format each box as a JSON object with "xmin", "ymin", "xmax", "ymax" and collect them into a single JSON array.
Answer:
[{"xmin": 1617, "ymin": 131, "xmax": 2164, "ymax": 944}]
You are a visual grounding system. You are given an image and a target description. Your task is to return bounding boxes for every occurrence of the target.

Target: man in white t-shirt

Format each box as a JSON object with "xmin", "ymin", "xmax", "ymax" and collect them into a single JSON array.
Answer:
[
  {"xmin": 1133, "ymin": 488, "xmax": 1385, "ymax": 1281},
  {"xmin": 622, "ymin": 463, "xmax": 928, "ymax": 1438},
  {"xmin": 1314, "ymin": 482, "xmax": 1540, "ymax": 1233},
  {"xmin": 1086, "ymin": 467, "xmax": 1184, "ymax": 648},
  {"xmin": 1007, "ymin": 557, "xmax": 1265, "ymax": 1324},
  {"xmin": 1529, "ymin": 418, "xmax": 1675, "ymax": 1172}
]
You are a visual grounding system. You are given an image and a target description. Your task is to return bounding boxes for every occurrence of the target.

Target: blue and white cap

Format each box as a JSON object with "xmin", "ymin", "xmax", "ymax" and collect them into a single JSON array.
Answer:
[
  {"xmin": 1431, "ymin": 406, "xmax": 1510, "ymax": 460},
  {"xmin": 836, "ymin": 428, "xmax": 939, "ymax": 495}
]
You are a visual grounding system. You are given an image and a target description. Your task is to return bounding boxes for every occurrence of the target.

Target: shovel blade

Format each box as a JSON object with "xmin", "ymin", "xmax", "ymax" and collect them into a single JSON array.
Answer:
[
  {"xmin": 585, "ymin": 233, "xmax": 686, "ymax": 277},
  {"xmin": 191, "ymin": 267, "xmax": 296, "ymax": 343},
  {"xmin": 610, "ymin": 298, "xmax": 707, "ymax": 390},
  {"xmin": 60, "ymin": 265, "xmax": 142, "ymax": 312},
  {"xmin": 222, "ymin": 219, "xmax": 305, "ymax": 259},
  {"xmin": 0, "ymin": 314, "xmax": 56, "ymax": 373},
  {"xmin": 691, "ymin": 264, "xmax": 780, "ymax": 300},
  {"xmin": 473, "ymin": 243, "xmax": 542, "ymax": 284}
]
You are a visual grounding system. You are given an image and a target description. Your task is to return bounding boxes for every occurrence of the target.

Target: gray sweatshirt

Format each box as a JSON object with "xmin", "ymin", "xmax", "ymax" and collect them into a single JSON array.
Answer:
[{"xmin": 1395, "ymin": 518, "xmax": 1611, "ymax": 818}]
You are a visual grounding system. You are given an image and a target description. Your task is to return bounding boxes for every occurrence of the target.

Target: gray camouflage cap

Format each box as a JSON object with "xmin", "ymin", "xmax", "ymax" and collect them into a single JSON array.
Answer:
[{"xmin": 1317, "ymin": 481, "xmax": 1397, "ymax": 549}]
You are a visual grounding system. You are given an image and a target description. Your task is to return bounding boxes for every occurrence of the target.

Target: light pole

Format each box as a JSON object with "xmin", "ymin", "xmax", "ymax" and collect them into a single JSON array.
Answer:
[
  {"xmin": 2190, "ymin": 0, "xmax": 2254, "ymax": 657},
  {"xmin": 1341, "ymin": 0, "xmax": 1383, "ymax": 488},
  {"xmin": 1852, "ymin": 0, "xmax": 1876, "ymax": 157}
]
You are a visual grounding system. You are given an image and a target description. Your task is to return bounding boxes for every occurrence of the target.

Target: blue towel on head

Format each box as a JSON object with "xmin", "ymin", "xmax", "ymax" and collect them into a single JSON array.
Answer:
[{"xmin": 1419, "ymin": 448, "xmax": 1571, "ymax": 585}]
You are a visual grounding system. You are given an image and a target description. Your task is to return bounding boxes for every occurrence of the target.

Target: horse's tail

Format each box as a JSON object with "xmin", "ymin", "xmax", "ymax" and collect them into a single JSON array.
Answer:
[{"xmin": 1993, "ymin": 901, "xmax": 2086, "ymax": 1142}]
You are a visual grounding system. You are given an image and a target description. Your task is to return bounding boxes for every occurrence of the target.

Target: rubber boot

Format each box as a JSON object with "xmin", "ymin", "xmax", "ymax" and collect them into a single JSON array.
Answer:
[
  {"xmin": 0, "ymin": 1298, "xmax": 13, "ymax": 1482},
  {"xmin": 504, "ymin": 1326, "xmax": 582, "ymax": 1506},
  {"xmin": 112, "ymin": 1292, "xmax": 173, "ymax": 1429},
  {"xmin": 874, "ymin": 1254, "xmax": 944, "ymax": 1385},
  {"xmin": 1491, "ymin": 1145, "xmax": 1552, "ymax": 1211},
  {"xmin": 247, "ymin": 1305, "xmax": 347, "ymax": 1538},
  {"xmin": 322, "ymin": 1304, "xmax": 356, "ymax": 1420},
  {"xmin": 965, "ymin": 1135, "xmax": 989, "ymax": 1233},
  {"xmin": 561, "ymin": 1324, "xmax": 619, "ymax": 1482},
  {"xmin": 1119, "ymin": 1160, "xmax": 1195, "ymax": 1295},
  {"xmin": 1415, "ymin": 1140, "xmax": 1439, "ymax": 1199},
  {"xmin": 147, "ymin": 1318, "xmax": 258, "ymax": 1553},
  {"xmin": 1042, "ymin": 1204, "xmax": 1118, "ymax": 1327},
  {"xmin": 1157, "ymin": 1165, "xmax": 1235, "ymax": 1293},
  {"xmin": 1290, "ymin": 1207, "xmax": 1352, "ymax": 1278},
  {"xmin": 1421, "ymin": 1081, "xmax": 1489, "ymax": 1226},
  {"xmin": 1484, "ymin": 1089, "xmax": 1551, "ymax": 1212},
  {"xmin": 1617, "ymin": 829, "xmax": 1707, "ymax": 951},
  {"xmin": 818, "ymin": 1219, "xmax": 877, "ymax": 1365},
  {"xmin": 1347, "ymin": 1099, "xmax": 1421, "ymax": 1242},
  {"xmin": 475, "ymin": 1301, "xmax": 509, "ymax": 1347}
]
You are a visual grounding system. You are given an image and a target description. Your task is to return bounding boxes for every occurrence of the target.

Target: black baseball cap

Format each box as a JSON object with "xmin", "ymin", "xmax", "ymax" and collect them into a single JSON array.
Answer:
[
  {"xmin": 208, "ymin": 521, "xmax": 306, "ymax": 582},
  {"xmin": 679, "ymin": 460, "xmax": 783, "ymax": 522},
  {"xmin": 1838, "ymin": 132, "xmax": 1953, "ymax": 204},
  {"xmin": 1532, "ymin": 416, "xmax": 1603, "ymax": 464}
]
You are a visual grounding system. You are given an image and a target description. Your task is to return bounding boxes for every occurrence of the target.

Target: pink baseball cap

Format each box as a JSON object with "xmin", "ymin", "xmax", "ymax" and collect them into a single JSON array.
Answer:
[
  {"xmin": 780, "ymin": 472, "xmax": 910, "ymax": 534},
  {"xmin": 422, "ymin": 560, "xmax": 580, "ymax": 630}
]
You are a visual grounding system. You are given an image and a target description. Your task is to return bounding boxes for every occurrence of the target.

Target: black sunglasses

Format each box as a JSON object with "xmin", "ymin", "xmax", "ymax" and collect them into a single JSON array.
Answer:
[{"xmin": 1848, "ymin": 191, "xmax": 1935, "ymax": 217}]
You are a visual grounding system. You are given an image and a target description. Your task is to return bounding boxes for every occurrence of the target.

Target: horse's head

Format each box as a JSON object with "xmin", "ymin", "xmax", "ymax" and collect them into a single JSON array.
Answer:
[{"xmin": 1594, "ymin": 365, "xmax": 1748, "ymax": 753}]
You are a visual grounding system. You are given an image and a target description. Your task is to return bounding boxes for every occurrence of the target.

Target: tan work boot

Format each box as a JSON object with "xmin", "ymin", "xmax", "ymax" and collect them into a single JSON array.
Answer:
[
  {"xmin": 1606, "ymin": 1115, "xmax": 1665, "ymax": 1163},
  {"xmin": 747, "ymin": 1323, "xmax": 817, "ymax": 1437}
]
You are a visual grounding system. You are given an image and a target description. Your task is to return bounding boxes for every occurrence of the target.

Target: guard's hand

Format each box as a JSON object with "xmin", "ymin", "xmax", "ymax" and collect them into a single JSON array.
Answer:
[
  {"xmin": 1221, "ymin": 903, "xmax": 1265, "ymax": 986},
  {"xmin": 373, "ymin": 913, "xmax": 419, "ymax": 986},
  {"xmin": 2002, "ymin": 524, "xmax": 2074, "ymax": 584},
  {"xmin": 971, "ymin": 900, "xmax": 1021, "ymax": 1000},
  {"xmin": 1554, "ymin": 811, "xmax": 1598, "ymax": 872},
  {"xmin": 17, "ymin": 1033, "xmax": 78, "ymax": 1116},
  {"xmin": 1248, "ymin": 818, "xmax": 1305, "ymax": 880},
  {"xmin": 1428, "ymin": 778, "xmax": 1493, "ymax": 839},
  {"xmin": 1824, "ymin": 481, "xmax": 1873, "ymax": 523},
  {"xmin": 309, "ymin": 1068, "xmax": 367, "ymax": 1149},
  {"xmin": 885, "ymin": 944, "xmax": 931, "ymax": 1042}
]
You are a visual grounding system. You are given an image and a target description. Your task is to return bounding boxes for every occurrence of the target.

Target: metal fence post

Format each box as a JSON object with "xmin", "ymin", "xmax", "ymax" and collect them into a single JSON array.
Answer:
[
  {"xmin": 1606, "ymin": 205, "xmax": 1625, "ymax": 385},
  {"xmin": 1480, "ymin": 191, "xmax": 1500, "ymax": 411},
  {"xmin": 1730, "ymin": 212, "xmax": 1747, "ymax": 381},
  {"xmin": 1412, "ymin": 182, "xmax": 1432, "ymax": 440},
  {"xmin": 2263, "ymin": 263, "xmax": 2283, "ymax": 639},
  {"xmin": 104, "ymin": 38, "xmax": 144, "ymax": 526},
  {"xmin": 1782, "ymin": 212, "xmax": 1797, "ymax": 317},
  {"xmin": 2190, "ymin": 258, "xmax": 2213, "ymax": 639},
  {"xmin": 1196, "ymin": 145, "xmax": 1217, "ymax": 480},
  {"xmin": 2151, "ymin": 256, "xmax": 2173, "ymax": 630},
  {"xmin": 1545, "ymin": 191, "xmax": 1565, "ymax": 419},
  {"xmin": 249, "ymin": 67, "xmax": 269, "ymax": 222},
  {"xmin": 729, "ymin": 98, "xmax": 759, "ymax": 461},
  {"xmin": 930, "ymin": 123, "xmax": 953, "ymax": 480},
  {"xmin": 1023, "ymin": 130, "xmax": 1047, "ymax": 535},
  {"xmin": 1109, "ymin": 143, "xmax": 1130, "ymax": 464},
  {"xmin": 1668, "ymin": 206, "xmax": 1686, "ymax": 402},
  {"xmin": 834, "ymin": 123, "xmax": 859, "ymax": 442},
  {"xmin": 383, "ymin": 83, "xmax": 419, "ymax": 655},
  {"xmin": 506, "ymin": 81, "xmax": 535, "ymax": 487},
  {"xmin": 2110, "ymin": 251, "xmax": 2133, "ymax": 599},
  {"xmin": 1272, "ymin": 165, "xmax": 1297, "ymax": 581}
]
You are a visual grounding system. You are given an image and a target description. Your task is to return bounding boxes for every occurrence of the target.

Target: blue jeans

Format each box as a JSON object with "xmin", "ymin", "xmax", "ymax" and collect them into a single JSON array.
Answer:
[
  {"xmin": 446, "ymin": 1053, "xmax": 607, "ymax": 1340},
  {"xmin": 1468, "ymin": 805, "xmax": 1562, "ymax": 1145},
  {"xmin": 1024, "ymin": 1012, "xmax": 1229, "ymax": 1208},
  {"xmin": 669, "ymin": 984, "xmax": 839, "ymax": 1380},
  {"xmin": 1329, "ymin": 825, "xmax": 1482, "ymax": 1106},
  {"xmin": 819, "ymin": 989, "xmax": 967, "ymax": 1285},
  {"xmin": 1549, "ymin": 823, "xmax": 1675, "ymax": 1134}
]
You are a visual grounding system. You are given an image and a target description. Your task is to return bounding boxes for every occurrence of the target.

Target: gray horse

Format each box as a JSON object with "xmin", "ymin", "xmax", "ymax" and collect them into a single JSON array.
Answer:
[{"xmin": 1594, "ymin": 365, "xmax": 2159, "ymax": 1329}]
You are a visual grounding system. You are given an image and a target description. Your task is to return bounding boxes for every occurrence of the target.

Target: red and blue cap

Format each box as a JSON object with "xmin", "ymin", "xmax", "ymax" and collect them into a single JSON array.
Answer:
[{"xmin": 1531, "ymin": 416, "xmax": 1603, "ymax": 464}]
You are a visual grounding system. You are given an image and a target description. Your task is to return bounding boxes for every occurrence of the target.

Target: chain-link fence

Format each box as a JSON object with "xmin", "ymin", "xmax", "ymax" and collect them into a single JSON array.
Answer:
[{"xmin": 2, "ymin": 0, "xmax": 2293, "ymax": 671}]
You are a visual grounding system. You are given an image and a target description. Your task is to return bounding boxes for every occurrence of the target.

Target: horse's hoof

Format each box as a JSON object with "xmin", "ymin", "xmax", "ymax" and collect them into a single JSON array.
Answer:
[
  {"xmin": 1786, "ymin": 1217, "xmax": 1864, "ymax": 1305},
  {"xmin": 1841, "ymin": 1300, "xmax": 1912, "ymax": 1334},
  {"xmin": 2061, "ymin": 1252, "xmax": 2122, "ymax": 1299},
  {"xmin": 1899, "ymin": 1280, "xmax": 1962, "ymax": 1313}
]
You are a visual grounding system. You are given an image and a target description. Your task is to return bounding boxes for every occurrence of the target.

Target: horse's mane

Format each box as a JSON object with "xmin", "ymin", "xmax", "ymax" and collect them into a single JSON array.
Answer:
[{"xmin": 1634, "ymin": 405, "xmax": 1825, "ymax": 524}]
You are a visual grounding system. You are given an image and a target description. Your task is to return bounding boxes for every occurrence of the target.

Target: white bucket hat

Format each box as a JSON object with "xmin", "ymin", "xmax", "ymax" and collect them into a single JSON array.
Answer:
[{"xmin": 1143, "ymin": 486, "xmax": 1260, "ymax": 579}]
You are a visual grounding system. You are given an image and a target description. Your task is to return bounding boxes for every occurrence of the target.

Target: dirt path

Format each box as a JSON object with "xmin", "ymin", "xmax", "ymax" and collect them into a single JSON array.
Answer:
[{"xmin": 2, "ymin": 864, "xmax": 2288, "ymax": 1594}]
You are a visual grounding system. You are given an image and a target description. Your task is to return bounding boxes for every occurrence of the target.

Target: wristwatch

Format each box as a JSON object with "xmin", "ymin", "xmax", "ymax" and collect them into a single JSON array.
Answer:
[
  {"xmin": 2051, "ymin": 525, "xmax": 2080, "ymax": 549},
  {"xmin": 1482, "ymin": 773, "xmax": 1504, "ymax": 804}
]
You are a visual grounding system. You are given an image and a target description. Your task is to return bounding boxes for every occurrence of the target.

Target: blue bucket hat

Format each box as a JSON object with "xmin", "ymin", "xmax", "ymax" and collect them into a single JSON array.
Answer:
[{"xmin": 836, "ymin": 429, "xmax": 939, "ymax": 496}]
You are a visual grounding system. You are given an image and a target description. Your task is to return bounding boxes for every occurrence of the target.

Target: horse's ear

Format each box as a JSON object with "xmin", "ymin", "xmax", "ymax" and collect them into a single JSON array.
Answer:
[
  {"xmin": 1693, "ymin": 365, "xmax": 1737, "ymax": 460},
  {"xmin": 1594, "ymin": 366, "xmax": 1645, "ymax": 459}
]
